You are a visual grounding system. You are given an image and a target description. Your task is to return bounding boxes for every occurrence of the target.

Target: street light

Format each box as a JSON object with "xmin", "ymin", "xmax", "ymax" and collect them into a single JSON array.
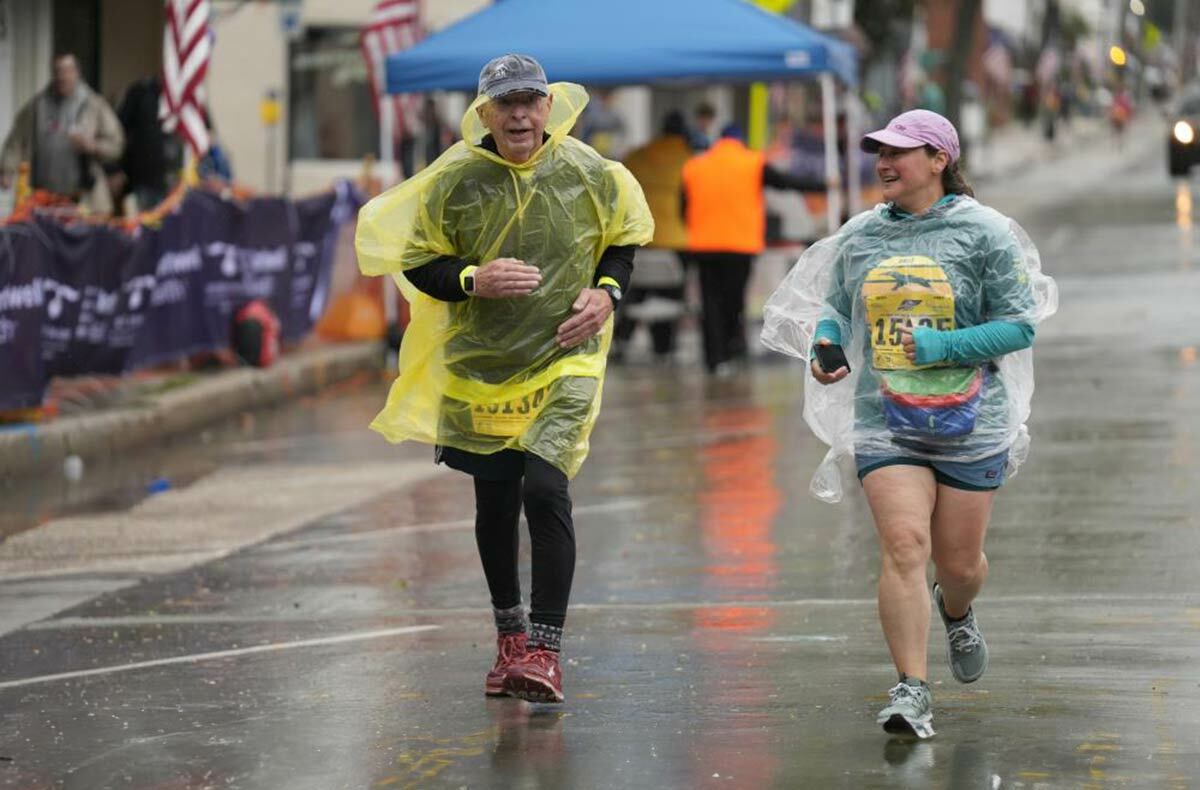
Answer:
[
  {"xmin": 1110, "ymin": 45, "xmax": 1128, "ymax": 66},
  {"xmin": 1129, "ymin": 0, "xmax": 1145, "ymax": 17}
]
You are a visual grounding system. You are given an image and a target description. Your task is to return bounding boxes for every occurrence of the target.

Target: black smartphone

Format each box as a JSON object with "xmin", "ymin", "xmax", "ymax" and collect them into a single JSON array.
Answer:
[{"xmin": 813, "ymin": 343, "xmax": 851, "ymax": 374}]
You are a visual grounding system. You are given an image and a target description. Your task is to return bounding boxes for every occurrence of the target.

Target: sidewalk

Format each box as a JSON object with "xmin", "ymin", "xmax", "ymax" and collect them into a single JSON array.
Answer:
[
  {"xmin": 970, "ymin": 112, "xmax": 1148, "ymax": 182},
  {"xmin": 0, "ymin": 340, "xmax": 383, "ymax": 479}
]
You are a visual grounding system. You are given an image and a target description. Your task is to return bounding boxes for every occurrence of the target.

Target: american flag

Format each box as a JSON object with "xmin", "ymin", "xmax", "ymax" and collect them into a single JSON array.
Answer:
[
  {"xmin": 159, "ymin": 0, "xmax": 212, "ymax": 156},
  {"xmin": 360, "ymin": 0, "xmax": 424, "ymax": 140}
]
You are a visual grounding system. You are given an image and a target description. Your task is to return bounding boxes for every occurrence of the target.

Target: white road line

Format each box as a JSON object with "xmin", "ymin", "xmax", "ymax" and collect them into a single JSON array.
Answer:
[
  {"xmin": 0, "ymin": 624, "xmax": 440, "ymax": 691},
  {"xmin": 22, "ymin": 592, "xmax": 1200, "ymax": 631}
]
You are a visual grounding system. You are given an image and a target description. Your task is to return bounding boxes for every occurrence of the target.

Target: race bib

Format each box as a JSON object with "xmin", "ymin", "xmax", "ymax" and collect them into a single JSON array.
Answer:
[
  {"xmin": 470, "ymin": 386, "xmax": 549, "ymax": 437},
  {"xmin": 862, "ymin": 255, "xmax": 956, "ymax": 370}
]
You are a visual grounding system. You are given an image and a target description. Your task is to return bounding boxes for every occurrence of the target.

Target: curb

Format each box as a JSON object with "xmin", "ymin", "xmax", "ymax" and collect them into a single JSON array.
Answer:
[{"xmin": 0, "ymin": 341, "xmax": 384, "ymax": 480}]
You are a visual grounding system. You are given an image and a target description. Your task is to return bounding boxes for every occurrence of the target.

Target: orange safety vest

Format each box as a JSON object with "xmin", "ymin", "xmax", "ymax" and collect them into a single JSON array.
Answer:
[{"xmin": 681, "ymin": 138, "xmax": 765, "ymax": 255}]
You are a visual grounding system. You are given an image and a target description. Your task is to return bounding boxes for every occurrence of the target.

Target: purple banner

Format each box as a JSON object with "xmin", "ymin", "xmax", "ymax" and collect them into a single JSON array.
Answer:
[{"xmin": 0, "ymin": 181, "xmax": 361, "ymax": 410}]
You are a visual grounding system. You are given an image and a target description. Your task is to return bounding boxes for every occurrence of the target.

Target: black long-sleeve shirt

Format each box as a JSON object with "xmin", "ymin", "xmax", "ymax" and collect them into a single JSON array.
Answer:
[
  {"xmin": 404, "ymin": 132, "xmax": 637, "ymax": 302},
  {"xmin": 404, "ymin": 244, "xmax": 636, "ymax": 302}
]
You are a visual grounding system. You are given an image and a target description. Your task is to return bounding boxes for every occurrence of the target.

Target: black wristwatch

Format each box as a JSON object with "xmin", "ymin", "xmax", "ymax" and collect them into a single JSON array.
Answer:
[
  {"xmin": 599, "ymin": 283, "xmax": 622, "ymax": 309},
  {"xmin": 463, "ymin": 274, "xmax": 476, "ymax": 295}
]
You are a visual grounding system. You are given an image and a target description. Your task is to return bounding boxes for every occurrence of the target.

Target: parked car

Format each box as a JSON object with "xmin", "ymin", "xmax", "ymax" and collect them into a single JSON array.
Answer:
[{"xmin": 1168, "ymin": 91, "xmax": 1200, "ymax": 176}]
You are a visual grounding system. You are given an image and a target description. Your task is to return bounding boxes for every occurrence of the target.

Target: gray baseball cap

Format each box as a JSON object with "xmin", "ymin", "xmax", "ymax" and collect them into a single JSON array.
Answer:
[{"xmin": 478, "ymin": 53, "xmax": 548, "ymax": 99}]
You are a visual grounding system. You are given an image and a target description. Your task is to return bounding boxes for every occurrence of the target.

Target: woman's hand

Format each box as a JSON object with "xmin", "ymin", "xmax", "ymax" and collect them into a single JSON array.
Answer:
[
  {"xmin": 472, "ymin": 257, "xmax": 542, "ymax": 298},
  {"xmin": 899, "ymin": 329, "xmax": 917, "ymax": 363},
  {"xmin": 810, "ymin": 339, "xmax": 849, "ymax": 385}
]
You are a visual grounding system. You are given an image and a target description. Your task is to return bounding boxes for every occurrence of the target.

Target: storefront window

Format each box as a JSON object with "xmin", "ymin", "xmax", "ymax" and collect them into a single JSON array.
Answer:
[{"xmin": 289, "ymin": 27, "xmax": 377, "ymax": 160}]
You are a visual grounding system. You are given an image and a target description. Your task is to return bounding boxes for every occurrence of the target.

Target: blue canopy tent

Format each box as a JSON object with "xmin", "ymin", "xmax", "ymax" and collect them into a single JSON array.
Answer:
[
  {"xmin": 383, "ymin": 0, "xmax": 858, "ymax": 93},
  {"xmin": 377, "ymin": 0, "xmax": 863, "ymax": 233}
]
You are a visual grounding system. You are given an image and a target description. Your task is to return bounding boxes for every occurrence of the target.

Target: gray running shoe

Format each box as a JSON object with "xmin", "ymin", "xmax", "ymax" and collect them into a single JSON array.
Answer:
[
  {"xmin": 933, "ymin": 582, "xmax": 989, "ymax": 684},
  {"xmin": 876, "ymin": 679, "xmax": 935, "ymax": 739}
]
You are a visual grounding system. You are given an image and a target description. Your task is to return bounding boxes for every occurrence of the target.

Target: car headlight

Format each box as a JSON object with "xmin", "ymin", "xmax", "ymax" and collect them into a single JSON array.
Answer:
[{"xmin": 1175, "ymin": 121, "xmax": 1195, "ymax": 144}]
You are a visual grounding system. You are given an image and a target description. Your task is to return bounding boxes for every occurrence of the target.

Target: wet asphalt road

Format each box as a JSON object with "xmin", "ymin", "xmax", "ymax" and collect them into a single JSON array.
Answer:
[{"xmin": 1, "ymin": 118, "xmax": 1199, "ymax": 788}]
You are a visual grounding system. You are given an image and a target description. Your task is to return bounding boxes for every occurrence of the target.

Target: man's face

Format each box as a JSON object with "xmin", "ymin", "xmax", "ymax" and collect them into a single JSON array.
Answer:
[
  {"xmin": 53, "ymin": 56, "xmax": 80, "ymax": 97},
  {"xmin": 478, "ymin": 91, "xmax": 553, "ymax": 164}
]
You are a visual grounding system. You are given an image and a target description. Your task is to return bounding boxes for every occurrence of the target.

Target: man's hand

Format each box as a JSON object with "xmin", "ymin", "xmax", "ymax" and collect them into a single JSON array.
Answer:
[
  {"xmin": 472, "ymin": 257, "xmax": 541, "ymax": 298},
  {"xmin": 556, "ymin": 288, "xmax": 612, "ymax": 348},
  {"xmin": 810, "ymin": 338, "xmax": 849, "ymax": 385},
  {"xmin": 68, "ymin": 130, "xmax": 94, "ymax": 155}
]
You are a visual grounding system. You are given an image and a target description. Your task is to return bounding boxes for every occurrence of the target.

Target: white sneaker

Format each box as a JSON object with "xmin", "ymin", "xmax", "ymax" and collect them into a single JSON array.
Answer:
[{"xmin": 876, "ymin": 678, "xmax": 935, "ymax": 739}]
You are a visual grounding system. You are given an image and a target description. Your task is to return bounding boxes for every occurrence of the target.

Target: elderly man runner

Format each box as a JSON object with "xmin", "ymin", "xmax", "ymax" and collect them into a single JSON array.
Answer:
[{"xmin": 356, "ymin": 54, "xmax": 653, "ymax": 703}]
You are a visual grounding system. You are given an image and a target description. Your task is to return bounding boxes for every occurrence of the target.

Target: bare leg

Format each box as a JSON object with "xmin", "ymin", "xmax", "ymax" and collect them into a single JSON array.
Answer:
[
  {"xmin": 930, "ymin": 485, "xmax": 996, "ymax": 619},
  {"xmin": 862, "ymin": 465, "xmax": 938, "ymax": 681}
]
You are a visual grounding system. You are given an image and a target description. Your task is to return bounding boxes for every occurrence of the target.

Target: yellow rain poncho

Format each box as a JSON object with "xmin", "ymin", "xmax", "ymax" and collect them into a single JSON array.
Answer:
[{"xmin": 356, "ymin": 84, "xmax": 653, "ymax": 478}]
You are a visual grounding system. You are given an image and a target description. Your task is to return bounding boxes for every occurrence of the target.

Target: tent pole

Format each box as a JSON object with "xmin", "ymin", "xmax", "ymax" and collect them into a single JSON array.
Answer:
[
  {"xmin": 819, "ymin": 73, "xmax": 842, "ymax": 233},
  {"xmin": 845, "ymin": 90, "xmax": 862, "ymax": 215},
  {"xmin": 379, "ymin": 100, "xmax": 399, "ymax": 331},
  {"xmin": 380, "ymin": 99, "xmax": 396, "ymax": 185}
]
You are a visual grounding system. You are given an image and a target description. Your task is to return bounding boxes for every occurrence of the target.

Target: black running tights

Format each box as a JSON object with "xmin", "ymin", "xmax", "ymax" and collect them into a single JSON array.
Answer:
[{"xmin": 472, "ymin": 454, "xmax": 575, "ymax": 628}]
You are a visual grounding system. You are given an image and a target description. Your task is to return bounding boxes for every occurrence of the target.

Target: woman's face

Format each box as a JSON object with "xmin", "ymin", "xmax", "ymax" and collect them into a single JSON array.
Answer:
[{"xmin": 875, "ymin": 144, "xmax": 948, "ymax": 210}]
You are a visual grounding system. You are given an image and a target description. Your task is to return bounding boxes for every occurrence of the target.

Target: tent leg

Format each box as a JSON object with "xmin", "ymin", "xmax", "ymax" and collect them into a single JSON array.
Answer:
[
  {"xmin": 819, "ymin": 73, "xmax": 842, "ymax": 233},
  {"xmin": 845, "ymin": 90, "xmax": 862, "ymax": 216},
  {"xmin": 379, "ymin": 104, "xmax": 399, "ymax": 333}
]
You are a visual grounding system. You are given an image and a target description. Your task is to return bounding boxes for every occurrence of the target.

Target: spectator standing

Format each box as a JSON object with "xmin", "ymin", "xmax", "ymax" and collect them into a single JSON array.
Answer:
[
  {"xmin": 115, "ymin": 75, "xmax": 183, "ymax": 211},
  {"xmin": 0, "ymin": 53, "xmax": 125, "ymax": 213},
  {"xmin": 616, "ymin": 111, "xmax": 693, "ymax": 361},
  {"xmin": 682, "ymin": 124, "xmax": 823, "ymax": 374},
  {"xmin": 689, "ymin": 102, "xmax": 717, "ymax": 151}
]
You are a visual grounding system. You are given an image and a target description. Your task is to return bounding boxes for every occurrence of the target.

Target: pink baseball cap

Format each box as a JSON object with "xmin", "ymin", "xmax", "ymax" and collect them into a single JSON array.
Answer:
[{"xmin": 861, "ymin": 109, "xmax": 960, "ymax": 163}]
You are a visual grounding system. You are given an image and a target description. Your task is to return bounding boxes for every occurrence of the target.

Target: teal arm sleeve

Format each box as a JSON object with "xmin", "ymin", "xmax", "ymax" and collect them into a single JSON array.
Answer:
[
  {"xmin": 913, "ymin": 321, "xmax": 1035, "ymax": 366},
  {"xmin": 814, "ymin": 318, "xmax": 842, "ymax": 346}
]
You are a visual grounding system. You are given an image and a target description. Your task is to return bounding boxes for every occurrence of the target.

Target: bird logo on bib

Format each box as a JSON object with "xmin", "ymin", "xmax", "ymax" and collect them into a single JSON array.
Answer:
[{"xmin": 863, "ymin": 256, "xmax": 984, "ymax": 439}]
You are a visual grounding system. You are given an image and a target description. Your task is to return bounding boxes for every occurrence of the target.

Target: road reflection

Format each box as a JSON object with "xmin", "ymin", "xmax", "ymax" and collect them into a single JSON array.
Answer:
[{"xmin": 689, "ymin": 404, "xmax": 782, "ymax": 787}]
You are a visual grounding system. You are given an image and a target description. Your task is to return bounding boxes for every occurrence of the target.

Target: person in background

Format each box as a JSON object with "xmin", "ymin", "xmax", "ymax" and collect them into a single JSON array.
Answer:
[
  {"xmin": 0, "ymin": 53, "xmax": 125, "ymax": 213},
  {"xmin": 1110, "ymin": 84, "xmax": 1133, "ymax": 148},
  {"xmin": 197, "ymin": 124, "xmax": 234, "ymax": 187},
  {"xmin": 615, "ymin": 111, "xmax": 693, "ymax": 362},
  {"xmin": 682, "ymin": 123, "xmax": 823, "ymax": 375},
  {"xmin": 401, "ymin": 96, "xmax": 456, "ymax": 177},
  {"xmin": 575, "ymin": 89, "xmax": 627, "ymax": 159},
  {"xmin": 116, "ymin": 75, "xmax": 183, "ymax": 212},
  {"xmin": 689, "ymin": 102, "xmax": 717, "ymax": 151}
]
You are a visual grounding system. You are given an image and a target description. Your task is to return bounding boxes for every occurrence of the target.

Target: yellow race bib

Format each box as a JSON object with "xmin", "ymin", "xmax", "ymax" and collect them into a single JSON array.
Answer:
[
  {"xmin": 862, "ymin": 256, "xmax": 956, "ymax": 370},
  {"xmin": 470, "ymin": 386, "xmax": 550, "ymax": 437}
]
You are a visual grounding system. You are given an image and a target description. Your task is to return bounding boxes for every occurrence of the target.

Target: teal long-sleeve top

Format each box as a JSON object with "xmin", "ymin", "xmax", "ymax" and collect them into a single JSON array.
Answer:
[{"xmin": 813, "ymin": 318, "xmax": 1035, "ymax": 366}]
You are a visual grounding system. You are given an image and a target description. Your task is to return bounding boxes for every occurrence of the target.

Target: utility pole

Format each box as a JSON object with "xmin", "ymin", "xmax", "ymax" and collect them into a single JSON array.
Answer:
[{"xmin": 1176, "ymin": 0, "xmax": 1189, "ymax": 83}]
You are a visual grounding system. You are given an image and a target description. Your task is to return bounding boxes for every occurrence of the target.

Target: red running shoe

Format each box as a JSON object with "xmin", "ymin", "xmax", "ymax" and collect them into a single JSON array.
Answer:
[
  {"xmin": 503, "ymin": 647, "xmax": 564, "ymax": 703},
  {"xmin": 485, "ymin": 632, "xmax": 528, "ymax": 697}
]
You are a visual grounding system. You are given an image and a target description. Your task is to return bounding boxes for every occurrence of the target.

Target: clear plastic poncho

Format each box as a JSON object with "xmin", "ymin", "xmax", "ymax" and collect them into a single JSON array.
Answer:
[
  {"xmin": 356, "ymin": 83, "xmax": 654, "ymax": 478},
  {"xmin": 761, "ymin": 197, "xmax": 1057, "ymax": 503}
]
